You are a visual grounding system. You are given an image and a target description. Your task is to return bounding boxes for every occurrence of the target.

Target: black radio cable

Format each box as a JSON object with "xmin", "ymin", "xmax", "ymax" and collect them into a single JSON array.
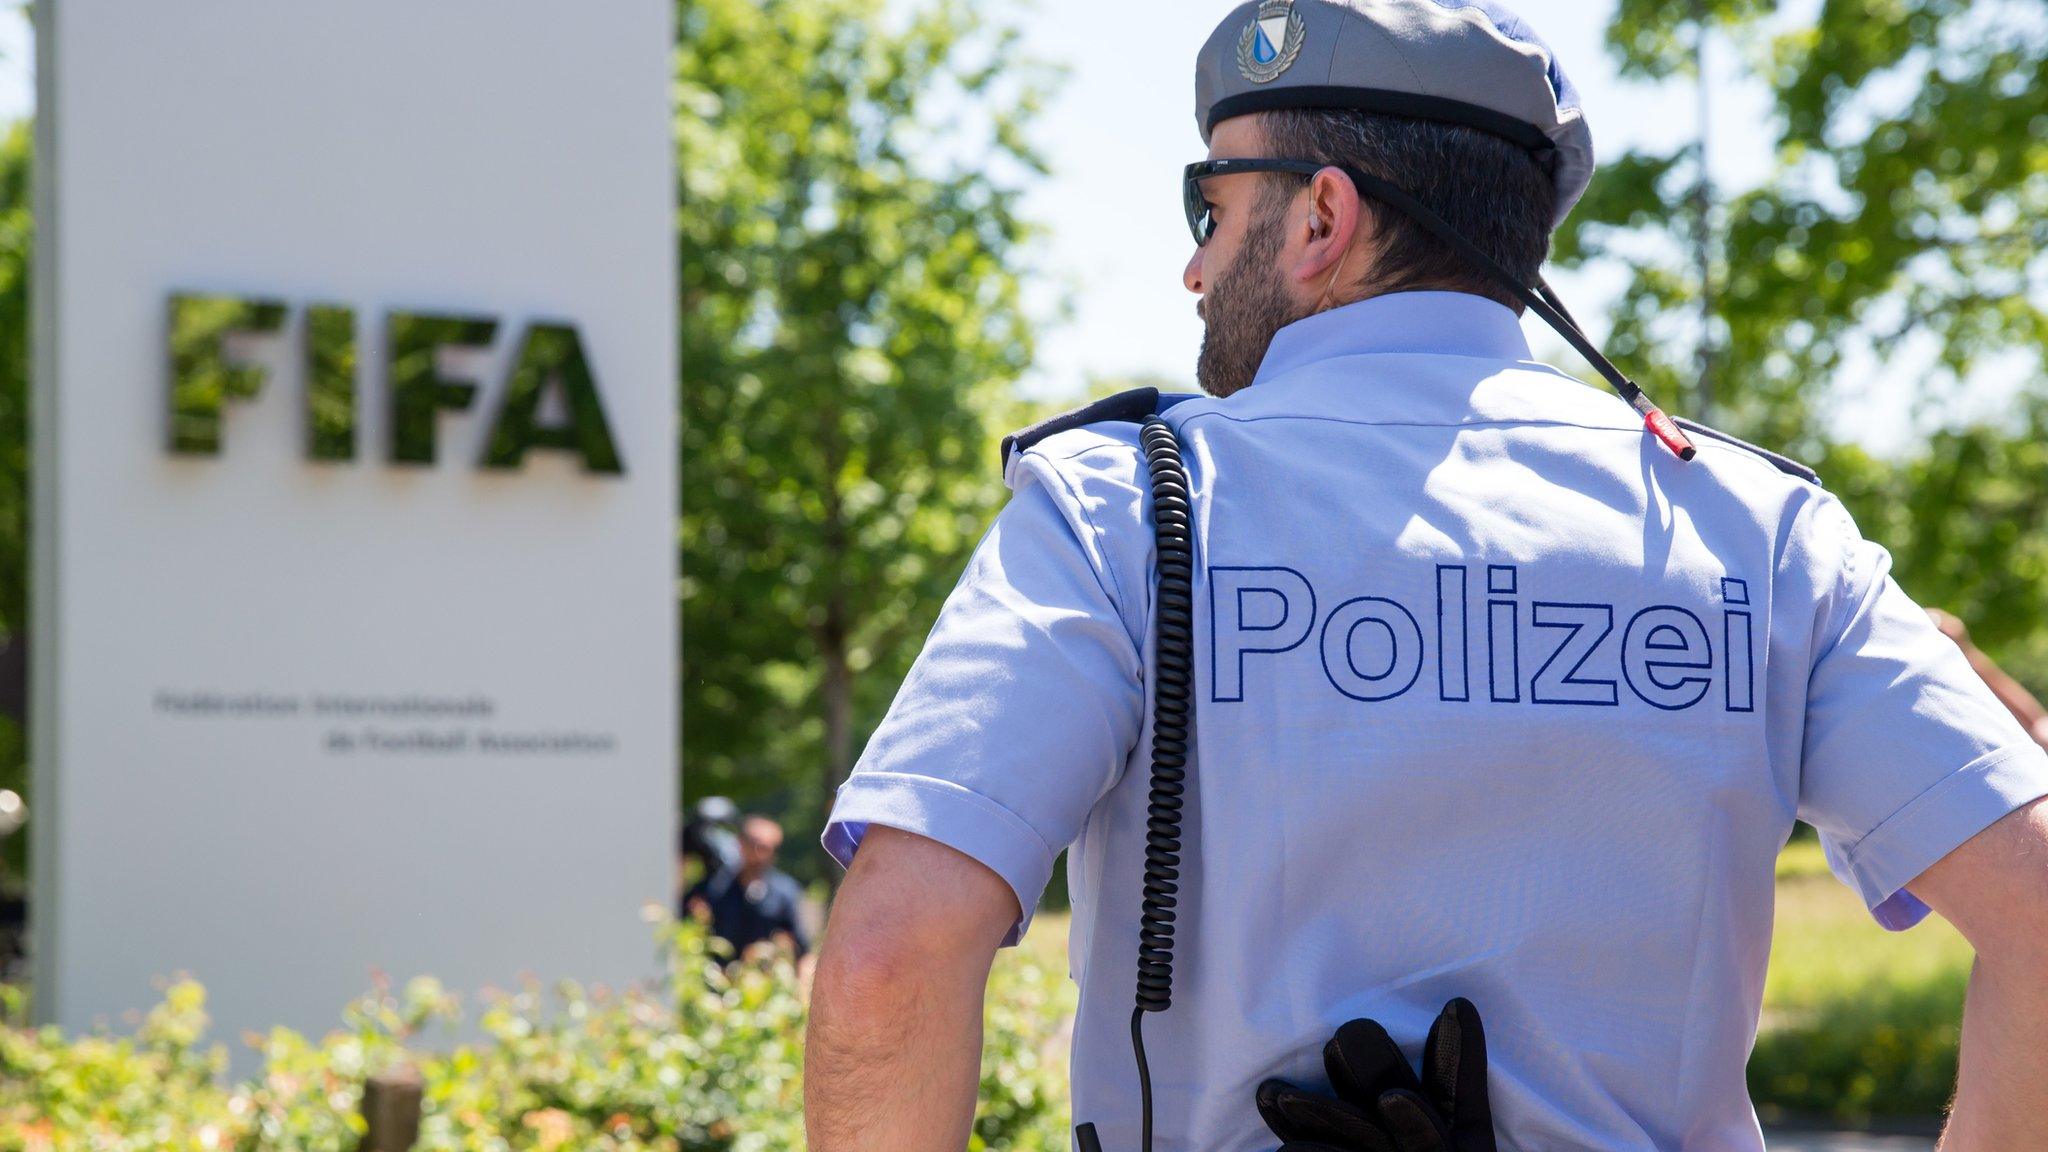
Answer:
[{"xmin": 1076, "ymin": 414, "xmax": 1197, "ymax": 1152}]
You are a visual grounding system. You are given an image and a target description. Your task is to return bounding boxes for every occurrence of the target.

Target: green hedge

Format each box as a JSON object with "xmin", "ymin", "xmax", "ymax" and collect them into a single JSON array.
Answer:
[
  {"xmin": 0, "ymin": 916, "xmax": 1074, "ymax": 1150},
  {"xmin": 1749, "ymin": 973, "xmax": 1964, "ymax": 1125}
]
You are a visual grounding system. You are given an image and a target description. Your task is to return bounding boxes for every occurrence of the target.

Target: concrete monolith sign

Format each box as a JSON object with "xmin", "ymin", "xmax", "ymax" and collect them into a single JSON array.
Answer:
[{"xmin": 30, "ymin": 0, "xmax": 676, "ymax": 1065}]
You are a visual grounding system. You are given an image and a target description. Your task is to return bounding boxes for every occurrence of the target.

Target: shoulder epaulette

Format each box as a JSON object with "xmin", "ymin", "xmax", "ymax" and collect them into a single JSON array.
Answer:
[
  {"xmin": 1675, "ymin": 418, "xmax": 1821, "ymax": 486},
  {"xmin": 999, "ymin": 387, "xmax": 1201, "ymax": 473}
]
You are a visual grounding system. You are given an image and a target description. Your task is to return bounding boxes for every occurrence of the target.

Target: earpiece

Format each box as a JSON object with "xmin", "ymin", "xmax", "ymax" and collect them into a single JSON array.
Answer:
[{"xmin": 1308, "ymin": 215, "xmax": 1328, "ymax": 239}]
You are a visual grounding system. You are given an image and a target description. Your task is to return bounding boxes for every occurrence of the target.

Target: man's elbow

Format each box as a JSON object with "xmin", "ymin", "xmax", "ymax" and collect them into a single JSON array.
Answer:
[{"xmin": 814, "ymin": 913, "xmax": 927, "ymax": 1017}]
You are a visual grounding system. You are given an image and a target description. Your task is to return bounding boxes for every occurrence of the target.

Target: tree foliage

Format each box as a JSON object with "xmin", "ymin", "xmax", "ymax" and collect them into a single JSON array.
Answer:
[
  {"xmin": 1566, "ymin": 0, "xmax": 2048, "ymax": 682},
  {"xmin": 0, "ymin": 121, "xmax": 23, "ymax": 634},
  {"xmin": 0, "ymin": 120, "xmax": 28, "ymax": 882},
  {"xmin": 676, "ymin": 0, "xmax": 1050, "ymax": 836}
]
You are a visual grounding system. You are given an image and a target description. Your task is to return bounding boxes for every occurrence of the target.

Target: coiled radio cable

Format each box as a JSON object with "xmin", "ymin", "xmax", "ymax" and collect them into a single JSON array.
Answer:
[{"xmin": 1077, "ymin": 413, "xmax": 1196, "ymax": 1152}]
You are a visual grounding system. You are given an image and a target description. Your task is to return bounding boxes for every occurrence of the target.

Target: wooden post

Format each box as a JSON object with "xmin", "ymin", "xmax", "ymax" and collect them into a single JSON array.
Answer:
[{"xmin": 359, "ymin": 1065, "xmax": 424, "ymax": 1152}]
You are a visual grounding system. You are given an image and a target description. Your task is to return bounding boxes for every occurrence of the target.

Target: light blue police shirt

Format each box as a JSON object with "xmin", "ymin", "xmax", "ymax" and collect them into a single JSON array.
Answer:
[{"xmin": 823, "ymin": 292, "xmax": 2048, "ymax": 1152}]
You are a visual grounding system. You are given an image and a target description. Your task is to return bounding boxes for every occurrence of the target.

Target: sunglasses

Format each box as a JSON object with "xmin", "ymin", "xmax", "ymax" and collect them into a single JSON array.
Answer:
[{"xmin": 1183, "ymin": 158, "xmax": 1366, "ymax": 246}]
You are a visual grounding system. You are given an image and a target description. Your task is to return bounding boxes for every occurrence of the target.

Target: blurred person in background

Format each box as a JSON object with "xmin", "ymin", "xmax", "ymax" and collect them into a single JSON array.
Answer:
[
  {"xmin": 684, "ymin": 814, "xmax": 813, "ymax": 969},
  {"xmin": 679, "ymin": 794, "xmax": 741, "ymax": 895}
]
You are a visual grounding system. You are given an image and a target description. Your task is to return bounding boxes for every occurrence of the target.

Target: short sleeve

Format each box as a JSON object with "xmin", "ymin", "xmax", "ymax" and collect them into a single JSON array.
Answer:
[
  {"xmin": 822, "ymin": 460, "xmax": 1145, "ymax": 945},
  {"xmin": 1796, "ymin": 498, "xmax": 2048, "ymax": 930}
]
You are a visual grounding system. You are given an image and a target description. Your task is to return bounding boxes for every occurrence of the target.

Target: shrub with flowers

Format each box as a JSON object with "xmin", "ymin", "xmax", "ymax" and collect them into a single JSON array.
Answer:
[{"xmin": 0, "ymin": 914, "xmax": 1075, "ymax": 1150}]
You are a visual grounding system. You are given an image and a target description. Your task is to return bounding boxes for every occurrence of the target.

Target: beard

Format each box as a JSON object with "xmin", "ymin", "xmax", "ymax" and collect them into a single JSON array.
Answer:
[{"xmin": 1196, "ymin": 206, "xmax": 1306, "ymax": 398}]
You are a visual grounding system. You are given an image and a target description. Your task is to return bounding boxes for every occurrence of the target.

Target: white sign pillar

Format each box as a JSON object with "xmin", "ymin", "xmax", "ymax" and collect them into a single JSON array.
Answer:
[{"xmin": 31, "ymin": 0, "xmax": 676, "ymax": 1064}]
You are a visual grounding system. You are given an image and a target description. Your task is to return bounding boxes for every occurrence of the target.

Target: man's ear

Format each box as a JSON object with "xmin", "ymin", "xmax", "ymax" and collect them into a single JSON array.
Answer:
[{"xmin": 1295, "ymin": 166, "xmax": 1366, "ymax": 286}]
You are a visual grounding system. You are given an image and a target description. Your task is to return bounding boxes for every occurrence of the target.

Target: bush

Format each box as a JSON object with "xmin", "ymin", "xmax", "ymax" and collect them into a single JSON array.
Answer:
[
  {"xmin": 1749, "ymin": 974, "xmax": 1964, "ymax": 1125},
  {"xmin": 0, "ymin": 914, "xmax": 1075, "ymax": 1150}
]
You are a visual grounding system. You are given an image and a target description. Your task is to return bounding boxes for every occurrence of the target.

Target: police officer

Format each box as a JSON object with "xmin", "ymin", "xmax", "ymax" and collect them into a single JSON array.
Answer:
[
  {"xmin": 680, "ymin": 794, "xmax": 742, "ymax": 883},
  {"xmin": 804, "ymin": 2, "xmax": 2048, "ymax": 1150}
]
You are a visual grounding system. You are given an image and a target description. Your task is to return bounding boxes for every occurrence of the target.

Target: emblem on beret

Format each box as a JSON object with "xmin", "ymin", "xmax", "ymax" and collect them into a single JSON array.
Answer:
[{"xmin": 1238, "ymin": 0, "xmax": 1305, "ymax": 84}]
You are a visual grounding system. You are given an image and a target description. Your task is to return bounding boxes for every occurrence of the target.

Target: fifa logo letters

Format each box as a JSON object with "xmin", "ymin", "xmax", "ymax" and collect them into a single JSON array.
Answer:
[{"xmin": 164, "ymin": 292, "xmax": 625, "ymax": 474}]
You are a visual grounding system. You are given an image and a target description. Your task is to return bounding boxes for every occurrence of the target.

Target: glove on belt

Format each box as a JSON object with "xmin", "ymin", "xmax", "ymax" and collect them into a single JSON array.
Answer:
[{"xmin": 1257, "ymin": 998, "xmax": 1498, "ymax": 1152}]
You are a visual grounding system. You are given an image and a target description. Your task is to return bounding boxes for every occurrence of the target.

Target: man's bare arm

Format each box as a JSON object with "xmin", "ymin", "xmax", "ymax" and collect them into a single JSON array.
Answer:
[
  {"xmin": 1906, "ymin": 796, "xmax": 2048, "ymax": 1151},
  {"xmin": 805, "ymin": 825, "xmax": 1021, "ymax": 1152}
]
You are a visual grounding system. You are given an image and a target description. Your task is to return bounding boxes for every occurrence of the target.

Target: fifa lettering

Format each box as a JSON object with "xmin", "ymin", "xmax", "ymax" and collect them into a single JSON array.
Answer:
[{"xmin": 165, "ymin": 292, "xmax": 625, "ymax": 475}]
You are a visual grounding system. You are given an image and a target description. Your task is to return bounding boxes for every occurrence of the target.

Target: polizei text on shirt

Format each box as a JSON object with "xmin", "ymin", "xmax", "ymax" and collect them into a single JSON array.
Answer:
[{"xmin": 1210, "ymin": 563, "xmax": 1755, "ymax": 712}]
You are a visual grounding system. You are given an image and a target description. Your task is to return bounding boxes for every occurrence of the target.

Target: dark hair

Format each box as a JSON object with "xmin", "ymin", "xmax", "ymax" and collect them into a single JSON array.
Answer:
[{"xmin": 1257, "ymin": 109, "xmax": 1557, "ymax": 310}]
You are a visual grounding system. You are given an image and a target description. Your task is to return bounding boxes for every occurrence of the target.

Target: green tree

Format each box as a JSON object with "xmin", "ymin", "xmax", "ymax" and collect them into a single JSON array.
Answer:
[
  {"xmin": 1567, "ymin": 0, "xmax": 2048, "ymax": 681},
  {"xmin": 0, "ymin": 119, "xmax": 29, "ymax": 882},
  {"xmin": 675, "ymin": 0, "xmax": 1050, "ymax": 841}
]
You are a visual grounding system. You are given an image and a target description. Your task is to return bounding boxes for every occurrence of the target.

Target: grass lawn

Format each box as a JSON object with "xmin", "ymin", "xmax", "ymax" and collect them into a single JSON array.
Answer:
[
  {"xmin": 1766, "ymin": 840, "xmax": 1973, "ymax": 1014},
  {"xmin": 996, "ymin": 840, "xmax": 1974, "ymax": 1127}
]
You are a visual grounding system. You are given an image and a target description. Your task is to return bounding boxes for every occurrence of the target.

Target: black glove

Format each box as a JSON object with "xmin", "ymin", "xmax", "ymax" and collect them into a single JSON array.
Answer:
[{"xmin": 1256, "ymin": 997, "xmax": 1497, "ymax": 1152}]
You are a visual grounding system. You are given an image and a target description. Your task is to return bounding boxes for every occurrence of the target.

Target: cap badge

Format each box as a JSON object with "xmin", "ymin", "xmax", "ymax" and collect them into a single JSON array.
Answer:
[{"xmin": 1238, "ymin": 0, "xmax": 1305, "ymax": 84}]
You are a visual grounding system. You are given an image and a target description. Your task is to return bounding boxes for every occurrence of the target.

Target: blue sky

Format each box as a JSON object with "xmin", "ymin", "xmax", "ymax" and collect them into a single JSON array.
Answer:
[{"xmin": 3, "ymin": 1, "xmax": 2002, "ymax": 453}]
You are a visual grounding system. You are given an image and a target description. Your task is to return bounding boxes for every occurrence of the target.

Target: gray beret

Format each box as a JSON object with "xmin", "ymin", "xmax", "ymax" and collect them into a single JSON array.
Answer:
[{"xmin": 1195, "ymin": 0, "xmax": 1595, "ymax": 228}]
